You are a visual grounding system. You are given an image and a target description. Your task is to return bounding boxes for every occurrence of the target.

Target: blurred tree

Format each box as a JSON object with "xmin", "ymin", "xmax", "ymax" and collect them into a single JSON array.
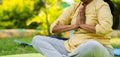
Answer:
[
  {"xmin": 0, "ymin": 0, "xmax": 34, "ymax": 29},
  {"xmin": 33, "ymin": 0, "xmax": 44, "ymax": 15},
  {"xmin": 0, "ymin": 0, "xmax": 2, "ymax": 4},
  {"xmin": 27, "ymin": 0, "xmax": 81, "ymax": 36},
  {"xmin": 0, "ymin": 0, "xmax": 44, "ymax": 29},
  {"xmin": 112, "ymin": 0, "xmax": 120, "ymax": 29},
  {"xmin": 26, "ymin": 0, "xmax": 44, "ymax": 29},
  {"xmin": 43, "ymin": 0, "xmax": 51, "ymax": 35},
  {"xmin": 74, "ymin": 0, "xmax": 80, "ymax": 2},
  {"xmin": 27, "ymin": 0, "xmax": 63, "ymax": 35}
]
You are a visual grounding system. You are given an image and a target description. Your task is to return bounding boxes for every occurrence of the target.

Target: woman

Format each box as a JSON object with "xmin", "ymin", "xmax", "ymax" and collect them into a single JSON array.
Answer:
[{"xmin": 32, "ymin": 0, "xmax": 114, "ymax": 57}]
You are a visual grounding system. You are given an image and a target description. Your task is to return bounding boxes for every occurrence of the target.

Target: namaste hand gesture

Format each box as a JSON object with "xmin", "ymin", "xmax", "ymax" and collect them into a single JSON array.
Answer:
[
  {"xmin": 76, "ymin": 5, "xmax": 86, "ymax": 27},
  {"xmin": 76, "ymin": 5, "xmax": 95, "ymax": 33}
]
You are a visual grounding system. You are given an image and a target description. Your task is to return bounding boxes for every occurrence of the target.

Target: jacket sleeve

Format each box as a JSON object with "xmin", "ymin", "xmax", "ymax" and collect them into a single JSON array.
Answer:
[{"xmin": 95, "ymin": 3, "xmax": 113, "ymax": 36}]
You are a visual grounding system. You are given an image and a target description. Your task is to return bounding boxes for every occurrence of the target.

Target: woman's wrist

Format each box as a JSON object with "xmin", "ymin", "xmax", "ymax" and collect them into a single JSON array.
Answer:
[
  {"xmin": 79, "ymin": 24, "xmax": 96, "ymax": 33},
  {"xmin": 73, "ymin": 24, "xmax": 79, "ymax": 29},
  {"xmin": 79, "ymin": 24, "xmax": 85, "ymax": 27}
]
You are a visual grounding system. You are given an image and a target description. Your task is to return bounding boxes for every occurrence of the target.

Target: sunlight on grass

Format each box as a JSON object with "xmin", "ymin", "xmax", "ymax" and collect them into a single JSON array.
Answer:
[
  {"xmin": 0, "ymin": 53, "xmax": 43, "ymax": 57},
  {"xmin": 112, "ymin": 38, "xmax": 120, "ymax": 57},
  {"xmin": 0, "ymin": 37, "xmax": 38, "ymax": 56},
  {"xmin": 111, "ymin": 38, "xmax": 120, "ymax": 48}
]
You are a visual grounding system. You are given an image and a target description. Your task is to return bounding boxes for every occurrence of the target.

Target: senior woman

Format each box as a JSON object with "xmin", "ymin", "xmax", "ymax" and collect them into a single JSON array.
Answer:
[{"xmin": 32, "ymin": 0, "xmax": 114, "ymax": 57}]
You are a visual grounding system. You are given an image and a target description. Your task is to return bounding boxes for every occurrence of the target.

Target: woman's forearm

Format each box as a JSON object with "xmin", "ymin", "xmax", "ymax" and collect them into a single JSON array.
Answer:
[
  {"xmin": 80, "ymin": 24, "xmax": 96, "ymax": 33},
  {"xmin": 52, "ymin": 25, "xmax": 78, "ymax": 33}
]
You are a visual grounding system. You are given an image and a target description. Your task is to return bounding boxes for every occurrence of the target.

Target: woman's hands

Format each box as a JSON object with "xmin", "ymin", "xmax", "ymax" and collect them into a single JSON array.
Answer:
[
  {"xmin": 52, "ymin": 4, "xmax": 95, "ymax": 33},
  {"xmin": 76, "ymin": 5, "xmax": 96, "ymax": 33},
  {"xmin": 51, "ymin": 6, "xmax": 86, "ymax": 33},
  {"xmin": 76, "ymin": 5, "xmax": 86, "ymax": 27}
]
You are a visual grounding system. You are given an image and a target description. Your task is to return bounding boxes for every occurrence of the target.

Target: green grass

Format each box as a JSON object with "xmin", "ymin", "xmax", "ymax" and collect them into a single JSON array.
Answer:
[
  {"xmin": 0, "ymin": 37, "xmax": 120, "ymax": 57},
  {"xmin": 0, "ymin": 53, "xmax": 43, "ymax": 57},
  {"xmin": 111, "ymin": 38, "xmax": 120, "ymax": 48},
  {"xmin": 0, "ymin": 37, "xmax": 38, "ymax": 56},
  {"xmin": 112, "ymin": 38, "xmax": 120, "ymax": 57}
]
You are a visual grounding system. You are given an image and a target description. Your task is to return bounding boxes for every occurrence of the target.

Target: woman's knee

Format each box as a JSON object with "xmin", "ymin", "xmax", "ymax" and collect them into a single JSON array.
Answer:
[
  {"xmin": 85, "ymin": 40, "xmax": 103, "ymax": 48},
  {"xmin": 85, "ymin": 40, "xmax": 109, "ymax": 53},
  {"xmin": 32, "ymin": 35, "xmax": 45, "ymax": 45},
  {"xmin": 85, "ymin": 40, "xmax": 111, "ymax": 57}
]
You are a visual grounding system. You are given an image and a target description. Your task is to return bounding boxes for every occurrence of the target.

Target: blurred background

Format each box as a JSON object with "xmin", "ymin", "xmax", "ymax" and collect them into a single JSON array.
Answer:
[{"xmin": 0, "ymin": 0, "xmax": 120, "ymax": 57}]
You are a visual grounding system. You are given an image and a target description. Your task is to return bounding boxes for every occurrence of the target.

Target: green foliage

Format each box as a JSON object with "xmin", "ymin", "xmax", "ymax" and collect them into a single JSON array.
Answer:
[
  {"xmin": 0, "ymin": 0, "xmax": 44, "ymax": 29},
  {"xmin": 74, "ymin": 0, "xmax": 80, "ymax": 2},
  {"xmin": 111, "ymin": 0, "xmax": 120, "ymax": 29},
  {"xmin": 33, "ymin": 0, "xmax": 44, "ymax": 15},
  {"xmin": 27, "ymin": 0, "xmax": 63, "ymax": 35},
  {"xmin": 46, "ymin": 0, "xmax": 62, "ymax": 6},
  {"xmin": 0, "ymin": 0, "xmax": 64, "ymax": 35},
  {"xmin": 112, "ymin": 0, "xmax": 120, "ymax": 15}
]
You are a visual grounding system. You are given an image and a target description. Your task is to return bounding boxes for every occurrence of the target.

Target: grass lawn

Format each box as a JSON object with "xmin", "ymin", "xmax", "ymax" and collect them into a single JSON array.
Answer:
[
  {"xmin": 0, "ymin": 37, "xmax": 38, "ymax": 56},
  {"xmin": 0, "ymin": 37, "xmax": 120, "ymax": 57},
  {"xmin": 0, "ymin": 53, "xmax": 43, "ymax": 57}
]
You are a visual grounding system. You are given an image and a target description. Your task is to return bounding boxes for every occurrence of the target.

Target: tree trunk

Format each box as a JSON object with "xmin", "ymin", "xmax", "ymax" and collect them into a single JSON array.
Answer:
[
  {"xmin": 0, "ymin": 0, "xmax": 2, "ymax": 4},
  {"xmin": 43, "ymin": 0, "xmax": 51, "ymax": 35},
  {"xmin": 118, "ymin": 15, "xmax": 120, "ymax": 30}
]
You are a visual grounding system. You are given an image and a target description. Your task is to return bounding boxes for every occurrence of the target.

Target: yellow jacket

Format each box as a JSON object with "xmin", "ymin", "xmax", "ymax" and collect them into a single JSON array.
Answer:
[{"xmin": 50, "ymin": 0, "xmax": 113, "ymax": 52}]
